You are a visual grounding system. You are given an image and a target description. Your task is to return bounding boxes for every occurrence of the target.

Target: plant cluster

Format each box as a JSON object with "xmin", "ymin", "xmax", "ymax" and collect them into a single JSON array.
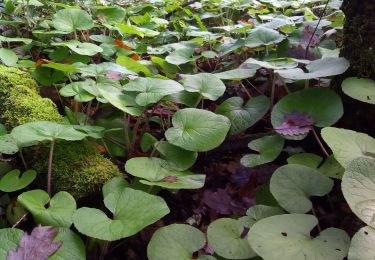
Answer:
[{"xmin": 0, "ymin": 0, "xmax": 373, "ymax": 259}]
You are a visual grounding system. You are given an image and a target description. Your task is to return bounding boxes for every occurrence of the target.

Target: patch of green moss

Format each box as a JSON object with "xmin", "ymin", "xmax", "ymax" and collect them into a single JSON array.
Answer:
[
  {"xmin": 0, "ymin": 65, "xmax": 121, "ymax": 198},
  {"xmin": 34, "ymin": 141, "xmax": 121, "ymax": 198}
]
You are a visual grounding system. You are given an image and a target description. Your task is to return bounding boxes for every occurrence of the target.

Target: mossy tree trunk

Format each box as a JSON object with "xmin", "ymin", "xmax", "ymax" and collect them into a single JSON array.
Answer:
[{"xmin": 341, "ymin": 0, "xmax": 375, "ymax": 79}]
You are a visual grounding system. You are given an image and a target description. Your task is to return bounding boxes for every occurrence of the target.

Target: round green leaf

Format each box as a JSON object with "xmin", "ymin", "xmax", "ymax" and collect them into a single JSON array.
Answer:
[
  {"xmin": 52, "ymin": 9, "xmax": 94, "ymax": 32},
  {"xmin": 0, "ymin": 134, "xmax": 19, "ymax": 154},
  {"xmin": 0, "ymin": 228, "xmax": 24, "ymax": 260},
  {"xmin": 147, "ymin": 224, "xmax": 205, "ymax": 260},
  {"xmin": 59, "ymin": 82, "xmax": 95, "ymax": 102},
  {"xmin": 214, "ymin": 68, "xmax": 257, "ymax": 80},
  {"xmin": 248, "ymin": 214, "xmax": 350, "ymax": 260},
  {"xmin": 216, "ymin": 96, "xmax": 270, "ymax": 135},
  {"xmin": 270, "ymin": 164, "xmax": 334, "ymax": 213},
  {"xmin": 276, "ymin": 58, "xmax": 350, "ymax": 80},
  {"xmin": 342, "ymin": 157, "xmax": 375, "ymax": 227},
  {"xmin": 342, "ymin": 77, "xmax": 375, "ymax": 104},
  {"xmin": 0, "ymin": 169, "xmax": 37, "ymax": 192},
  {"xmin": 17, "ymin": 190, "xmax": 76, "ymax": 227},
  {"xmin": 287, "ymin": 153, "xmax": 323, "ymax": 169},
  {"xmin": 165, "ymin": 108, "xmax": 231, "ymax": 152},
  {"xmin": 207, "ymin": 218, "xmax": 256, "ymax": 259},
  {"xmin": 123, "ymin": 77, "xmax": 184, "ymax": 106},
  {"xmin": 125, "ymin": 157, "xmax": 205, "ymax": 189},
  {"xmin": 321, "ymin": 127, "xmax": 375, "ymax": 168},
  {"xmin": 0, "ymin": 48, "xmax": 18, "ymax": 66},
  {"xmin": 271, "ymin": 88, "xmax": 343, "ymax": 129},
  {"xmin": 50, "ymin": 228, "xmax": 86, "ymax": 260},
  {"xmin": 182, "ymin": 73, "xmax": 226, "ymax": 101},
  {"xmin": 244, "ymin": 27, "xmax": 285, "ymax": 48},
  {"xmin": 11, "ymin": 121, "xmax": 88, "ymax": 146},
  {"xmin": 73, "ymin": 187, "xmax": 169, "ymax": 241},
  {"xmin": 156, "ymin": 141, "xmax": 197, "ymax": 171},
  {"xmin": 241, "ymin": 135, "xmax": 284, "ymax": 167},
  {"xmin": 165, "ymin": 47, "xmax": 196, "ymax": 65},
  {"xmin": 348, "ymin": 226, "xmax": 375, "ymax": 260}
]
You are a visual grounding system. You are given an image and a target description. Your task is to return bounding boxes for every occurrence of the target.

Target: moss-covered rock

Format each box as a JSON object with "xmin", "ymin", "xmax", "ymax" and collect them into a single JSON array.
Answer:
[{"xmin": 0, "ymin": 65, "xmax": 121, "ymax": 198}]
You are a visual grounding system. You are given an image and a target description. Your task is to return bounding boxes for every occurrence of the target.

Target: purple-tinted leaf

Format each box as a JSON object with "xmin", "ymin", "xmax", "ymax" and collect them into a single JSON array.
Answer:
[
  {"xmin": 274, "ymin": 111, "xmax": 314, "ymax": 136},
  {"xmin": 8, "ymin": 226, "xmax": 62, "ymax": 260},
  {"xmin": 300, "ymin": 26, "xmax": 320, "ymax": 47},
  {"xmin": 106, "ymin": 70, "xmax": 122, "ymax": 80},
  {"xmin": 288, "ymin": 45, "xmax": 315, "ymax": 60}
]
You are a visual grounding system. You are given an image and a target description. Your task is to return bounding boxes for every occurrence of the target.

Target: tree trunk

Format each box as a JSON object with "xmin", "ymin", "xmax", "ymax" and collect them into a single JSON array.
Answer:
[{"xmin": 341, "ymin": 0, "xmax": 375, "ymax": 79}]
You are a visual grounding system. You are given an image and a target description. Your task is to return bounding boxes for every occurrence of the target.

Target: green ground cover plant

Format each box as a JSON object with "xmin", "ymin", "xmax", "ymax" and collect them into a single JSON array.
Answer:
[{"xmin": 0, "ymin": 0, "xmax": 373, "ymax": 259}]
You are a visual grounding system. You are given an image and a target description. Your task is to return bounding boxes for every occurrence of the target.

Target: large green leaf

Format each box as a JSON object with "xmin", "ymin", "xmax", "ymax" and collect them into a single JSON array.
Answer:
[
  {"xmin": 18, "ymin": 190, "xmax": 76, "ymax": 227},
  {"xmin": 0, "ymin": 228, "xmax": 23, "ymax": 259},
  {"xmin": 53, "ymin": 41, "xmax": 103, "ymax": 56},
  {"xmin": 216, "ymin": 96, "xmax": 270, "ymax": 135},
  {"xmin": 0, "ymin": 134, "xmax": 20, "ymax": 154},
  {"xmin": 11, "ymin": 121, "xmax": 88, "ymax": 146},
  {"xmin": 321, "ymin": 127, "xmax": 375, "ymax": 168},
  {"xmin": 59, "ymin": 81, "xmax": 95, "ymax": 102},
  {"xmin": 342, "ymin": 77, "xmax": 375, "ymax": 105},
  {"xmin": 165, "ymin": 47, "xmax": 196, "ymax": 65},
  {"xmin": 213, "ymin": 68, "xmax": 257, "ymax": 80},
  {"xmin": 207, "ymin": 218, "xmax": 256, "ymax": 259},
  {"xmin": 241, "ymin": 135, "xmax": 284, "ymax": 167},
  {"xmin": 348, "ymin": 226, "xmax": 375, "ymax": 260},
  {"xmin": 147, "ymin": 224, "xmax": 206, "ymax": 260},
  {"xmin": 182, "ymin": 73, "xmax": 226, "ymax": 101},
  {"xmin": 270, "ymin": 164, "xmax": 333, "ymax": 213},
  {"xmin": 73, "ymin": 185, "xmax": 169, "ymax": 241},
  {"xmin": 271, "ymin": 88, "xmax": 343, "ymax": 129},
  {"xmin": 125, "ymin": 157, "xmax": 205, "ymax": 189},
  {"xmin": 116, "ymin": 56, "xmax": 151, "ymax": 76},
  {"xmin": 52, "ymin": 9, "xmax": 94, "ymax": 32},
  {"xmin": 123, "ymin": 77, "xmax": 184, "ymax": 106},
  {"xmin": 0, "ymin": 169, "xmax": 37, "ymax": 192},
  {"xmin": 155, "ymin": 141, "xmax": 197, "ymax": 171},
  {"xmin": 244, "ymin": 27, "xmax": 285, "ymax": 48},
  {"xmin": 342, "ymin": 157, "xmax": 375, "ymax": 227},
  {"xmin": 0, "ymin": 48, "xmax": 18, "ymax": 66},
  {"xmin": 276, "ymin": 58, "xmax": 350, "ymax": 80},
  {"xmin": 50, "ymin": 228, "xmax": 86, "ymax": 260},
  {"xmin": 248, "ymin": 214, "xmax": 350, "ymax": 260},
  {"xmin": 243, "ymin": 57, "xmax": 299, "ymax": 70},
  {"xmin": 165, "ymin": 108, "xmax": 231, "ymax": 152}
]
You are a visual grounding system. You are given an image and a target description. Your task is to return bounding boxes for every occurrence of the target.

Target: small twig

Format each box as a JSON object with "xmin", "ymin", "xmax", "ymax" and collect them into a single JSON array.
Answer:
[
  {"xmin": 311, "ymin": 127, "xmax": 329, "ymax": 157},
  {"xmin": 19, "ymin": 150, "xmax": 28, "ymax": 170},
  {"xmin": 305, "ymin": 0, "xmax": 330, "ymax": 58},
  {"xmin": 239, "ymin": 82, "xmax": 252, "ymax": 99},
  {"xmin": 84, "ymin": 101, "xmax": 92, "ymax": 125},
  {"xmin": 99, "ymin": 241, "xmax": 110, "ymax": 260},
  {"xmin": 12, "ymin": 213, "xmax": 28, "ymax": 228}
]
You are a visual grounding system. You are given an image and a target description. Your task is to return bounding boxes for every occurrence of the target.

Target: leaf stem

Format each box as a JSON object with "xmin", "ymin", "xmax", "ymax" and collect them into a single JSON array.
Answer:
[
  {"xmin": 47, "ymin": 140, "xmax": 56, "ymax": 197},
  {"xmin": 123, "ymin": 113, "xmax": 132, "ymax": 158},
  {"xmin": 19, "ymin": 149, "xmax": 28, "ymax": 170},
  {"xmin": 311, "ymin": 127, "xmax": 329, "ymax": 157}
]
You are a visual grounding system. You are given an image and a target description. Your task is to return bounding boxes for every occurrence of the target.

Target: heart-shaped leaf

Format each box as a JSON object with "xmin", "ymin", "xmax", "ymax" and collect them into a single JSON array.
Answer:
[
  {"xmin": 270, "ymin": 164, "xmax": 334, "ymax": 213},
  {"xmin": 11, "ymin": 121, "xmax": 89, "ymax": 147},
  {"xmin": 123, "ymin": 77, "xmax": 184, "ymax": 106},
  {"xmin": 52, "ymin": 9, "xmax": 94, "ymax": 32},
  {"xmin": 287, "ymin": 153, "xmax": 323, "ymax": 169},
  {"xmin": 147, "ymin": 224, "xmax": 206, "ymax": 260},
  {"xmin": 342, "ymin": 77, "xmax": 375, "ymax": 105},
  {"xmin": 243, "ymin": 57, "xmax": 299, "ymax": 70},
  {"xmin": 73, "ymin": 183, "xmax": 169, "ymax": 241},
  {"xmin": 246, "ymin": 205, "xmax": 284, "ymax": 221},
  {"xmin": 348, "ymin": 226, "xmax": 375, "ymax": 260},
  {"xmin": 0, "ymin": 228, "xmax": 23, "ymax": 260},
  {"xmin": 116, "ymin": 56, "xmax": 151, "ymax": 76},
  {"xmin": 182, "ymin": 73, "xmax": 226, "ymax": 101},
  {"xmin": 50, "ymin": 228, "xmax": 86, "ymax": 260},
  {"xmin": 165, "ymin": 47, "xmax": 196, "ymax": 65},
  {"xmin": 53, "ymin": 41, "xmax": 103, "ymax": 56},
  {"xmin": 207, "ymin": 218, "xmax": 256, "ymax": 259},
  {"xmin": 17, "ymin": 190, "xmax": 76, "ymax": 227},
  {"xmin": 248, "ymin": 214, "xmax": 350, "ymax": 260},
  {"xmin": 155, "ymin": 141, "xmax": 197, "ymax": 171},
  {"xmin": 245, "ymin": 27, "xmax": 285, "ymax": 48},
  {"xmin": 321, "ymin": 127, "xmax": 375, "ymax": 168},
  {"xmin": 274, "ymin": 111, "xmax": 314, "ymax": 136},
  {"xmin": 216, "ymin": 96, "xmax": 270, "ymax": 135},
  {"xmin": 214, "ymin": 68, "xmax": 257, "ymax": 80},
  {"xmin": 241, "ymin": 135, "xmax": 284, "ymax": 167},
  {"xmin": 125, "ymin": 157, "xmax": 205, "ymax": 189},
  {"xmin": 165, "ymin": 108, "xmax": 231, "ymax": 152},
  {"xmin": 59, "ymin": 81, "xmax": 95, "ymax": 102},
  {"xmin": 276, "ymin": 58, "xmax": 349, "ymax": 80},
  {"xmin": 0, "ymin": 134, "xmax": 20, "ymax": 154},
  {"xmin": 271, "ymin": 88, "xmax": 343, "ymax": 133},
  {"xmin": 0, "ymin": 169, "xmax": 37, "ymax": 192},
  {"xmin": 342, "ymin": 157, "xmax": 375, "ymax": 227}
]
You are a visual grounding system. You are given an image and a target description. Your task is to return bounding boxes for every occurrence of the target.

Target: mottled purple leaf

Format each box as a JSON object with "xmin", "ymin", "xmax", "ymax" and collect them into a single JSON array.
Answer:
[
  {"xmin": 288, "ymin": 45, "xmax": 315, "ymax": 60},
  {"xmin": 300, "ymin": 26, "xmax": 320, "ymax": 47},
  {"xmin": 106, "ymin": 70, "xmax": 122, "ymax": 80},
  {"xmin": 274, "ymin": 112, "xmax": 314, "ymax": 136},
  {"xmin": 8, "ymin": 226, "xmax": 62, "ymax": 260}
]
